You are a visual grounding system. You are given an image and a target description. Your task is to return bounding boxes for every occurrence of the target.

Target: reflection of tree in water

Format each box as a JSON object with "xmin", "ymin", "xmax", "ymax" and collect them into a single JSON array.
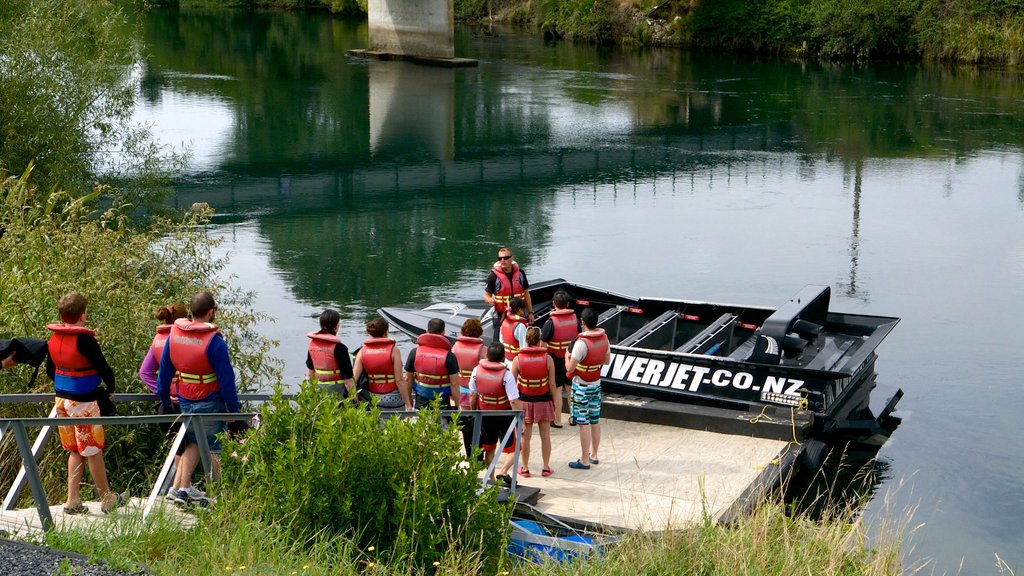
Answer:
[{"xmin": 257, "ymin": 182, "xmax": 554, "ymax": 307}]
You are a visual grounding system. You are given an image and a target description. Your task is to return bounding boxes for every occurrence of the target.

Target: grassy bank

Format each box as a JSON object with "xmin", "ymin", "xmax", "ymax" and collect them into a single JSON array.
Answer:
[{"xmin": 34, "ymin": 485, "xmax": 910, "ymax": 575}]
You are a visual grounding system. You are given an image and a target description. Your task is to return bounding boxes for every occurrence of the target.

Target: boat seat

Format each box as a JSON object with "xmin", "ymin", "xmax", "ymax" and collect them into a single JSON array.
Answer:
[
  {"xmin": 675, "ymin": 313, "xmax": 737, "ymax": 355},
  {"xmin": 617, "ymin": 310, "xmax": 679, "ymax": 348}
]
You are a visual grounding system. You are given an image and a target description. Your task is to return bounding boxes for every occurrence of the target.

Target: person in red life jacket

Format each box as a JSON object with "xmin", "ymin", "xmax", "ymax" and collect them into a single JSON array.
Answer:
[
  {"xmin": 137, "ymin": 303, "xmax": 189, "ymax": 501},
  {"xmin": 46, "ymin": 292, "xmax": 125, "ymax": 514},
  {"xmin": 565, "ymin": 308, "xmax": 611, "ymax": 470},
  {"xmin": 156, "ymin": 291, "xmax": 240, "ymax": 506},
  {"xmin": 499, "ymin": 297, "xmax": 529, "ymax": 363},
  {"xmin": 403, "ymin": 318, "xmax": 459, "ymax": 409},
  {"xmin": 510, "ymin": 327, "xmax": 557, "ymax": 478},
  {"xmin": 305, "ymin": 309, "xmax": 355, "ymax": 399},
  {"xmin": 453, "ymin": 318, "xmax": 486, "ymax": 457},
  {"xmin": 540, "ymin": 290, "xmax": 582, "ymax": 428},
  {"xmin": 469, "ymin": 343, "xmax": 522, "ymax": 484},
  {"xmin": 484, "ymin": 247, "xmax": 533, "ymax": 343},
  {"xmin": 352, "ymin": 317, "xmax": 411, "ymax": 411}
]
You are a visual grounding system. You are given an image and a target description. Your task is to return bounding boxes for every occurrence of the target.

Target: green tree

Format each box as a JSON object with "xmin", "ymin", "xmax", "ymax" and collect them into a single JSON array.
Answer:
[{"xmin": 0, "ymin": 0, "xmax": 179, "ymax": 199}]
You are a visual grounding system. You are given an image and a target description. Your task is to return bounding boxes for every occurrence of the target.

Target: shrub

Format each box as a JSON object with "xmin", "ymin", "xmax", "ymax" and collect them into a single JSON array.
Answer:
[{"xmin": 219, "ymin": 382, "xmax": 511, "ymax": 572}]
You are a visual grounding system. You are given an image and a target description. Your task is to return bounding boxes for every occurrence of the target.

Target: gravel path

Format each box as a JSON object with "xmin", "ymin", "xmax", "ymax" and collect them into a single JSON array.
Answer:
[{"xmin": 0, "ymin": 538, "xmax": 147, "ymax": 575}]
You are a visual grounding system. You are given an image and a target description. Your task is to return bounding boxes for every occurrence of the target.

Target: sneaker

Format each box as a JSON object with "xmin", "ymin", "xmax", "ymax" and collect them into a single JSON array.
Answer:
[
  {"xmin": 169, "ymin": 489, "xmax": 189, "ymax": 506},
  {"xmin": 181, "ymin": 486, "xmax": 206, "ymax": 500},
  {"xmin": 182, "ymin": 486, "xmax": 212, "ymax": 508},
  {"xmin": 164, "ymin": 487, "xmax": 179, "ymax": 501}
]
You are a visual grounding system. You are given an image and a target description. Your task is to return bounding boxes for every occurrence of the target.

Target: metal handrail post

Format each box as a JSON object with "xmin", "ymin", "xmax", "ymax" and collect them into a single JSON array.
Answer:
[
  {"xmin": 143, "ymin": 423, "xmax": 187, "ymax": 520},
  {"xmin": 11, "ymin": 421, "xmax": 52, "ymax": 531},
  {"xmin": 471, "ymin": 412, "xmax": 483, "ymax": 460},
  {"xmin": 191, "ymin": 415, "xmax": 214, "ymax": 483},
  {"xmin": 3, "ymin": 405, "xmax": 57, "ymax": 511}
]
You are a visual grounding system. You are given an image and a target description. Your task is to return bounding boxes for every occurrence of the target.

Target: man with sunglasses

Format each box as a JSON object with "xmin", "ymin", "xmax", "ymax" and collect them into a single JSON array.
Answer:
[{"xmin": 484, "ymin": 247, "xmax": 533, "ymax": 343}]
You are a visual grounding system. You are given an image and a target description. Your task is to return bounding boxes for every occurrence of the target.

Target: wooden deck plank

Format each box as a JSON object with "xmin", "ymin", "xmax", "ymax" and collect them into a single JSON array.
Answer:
[
  {"xmin": 510, "ymin": 418, "xmax": 790, "ymax": 530},
  {"xmin": 0, "ymin": 497, "xmax": 195, "ymax": 536}
]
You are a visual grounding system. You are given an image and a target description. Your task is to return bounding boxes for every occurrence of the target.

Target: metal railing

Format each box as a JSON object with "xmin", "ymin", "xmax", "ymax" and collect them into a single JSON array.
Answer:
[{"xmin": 0, "ymin": 394, "xmax": 524, "ymax": 531}]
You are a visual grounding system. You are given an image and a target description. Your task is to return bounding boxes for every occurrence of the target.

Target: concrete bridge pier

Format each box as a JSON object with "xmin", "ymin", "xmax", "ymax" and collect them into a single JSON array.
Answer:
[{"xmin": 349, "ymin": 0, "xmax": 478, "ymax": 66}]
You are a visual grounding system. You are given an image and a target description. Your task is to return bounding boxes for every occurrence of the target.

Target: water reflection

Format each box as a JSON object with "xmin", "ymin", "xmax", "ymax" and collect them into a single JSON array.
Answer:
[{"xmin": 369, "ymin": 62, "xmax": 453, "ymax": 161}]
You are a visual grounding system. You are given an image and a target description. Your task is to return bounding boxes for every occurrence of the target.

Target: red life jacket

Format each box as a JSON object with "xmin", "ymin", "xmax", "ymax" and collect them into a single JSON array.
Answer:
[
  {"xmin": 452, "ymin": 336, "xmax": 485, "ymax": 408},
  {"xmin": 545, "ymin": 309, "xmax": 579, "ymax": 353},
  {"xmin": 150, "ymin": 324, "xmax": 177, "ymax": 398},
  {"xmin": 413, "ymin": 333, "xmax": 453, "ymax": 398},
  {"xmin": 475, "ymin": 360, "xmax": 511, "ymax": 410},
  {"xmin": 168, "ymin": 319, "xmax": 220, "ymax": 401},
  {"xmin": 491, "ymin": 261, "xmax": 526, "ymax": 314},
  {"xmin": 573, "ymin": 329, "xmax": 609, "ymax": 383},
  {"xmin": 307, "ymin": 332, "xmax": 343, "ymax": 383},
  {"xmin": 47, "ymin": 324, "xmax": 100, "ymax": 394},
  {"xmin": 47, "ymin": 324, "xmax": 98, "ymax": 378},
  {"xmin": 500, "ymin": 312, "xmax": 527, "ymax": 360},
  {"xmin": 516, "ymin": 346, "xmax": 550, "ymax": 398},
  {"xmin": 361, "ymin": 337, "xmax": 398, "ymax": 394}
]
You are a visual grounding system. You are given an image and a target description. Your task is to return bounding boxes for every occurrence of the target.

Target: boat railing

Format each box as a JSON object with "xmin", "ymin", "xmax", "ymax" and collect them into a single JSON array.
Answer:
[{"xmin": 0, "ymin": 394, "xmax": 523, "ymax": 531}]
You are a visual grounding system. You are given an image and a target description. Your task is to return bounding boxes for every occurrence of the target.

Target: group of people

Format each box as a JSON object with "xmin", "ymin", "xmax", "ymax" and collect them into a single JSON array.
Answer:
[
  {"xmin": 306, "ymin": 246, "xmax": 612, "ymax": 480},
  {"xmin": 36, "ymin": 246, "xmax": 607, "ymax": 513},
  {"xmin": 38, "ymin": 290, "xmax": 239, "ymax": 514}
]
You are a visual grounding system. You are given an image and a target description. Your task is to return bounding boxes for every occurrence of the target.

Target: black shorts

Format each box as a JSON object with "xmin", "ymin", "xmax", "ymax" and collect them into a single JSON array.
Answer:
[{"xmin": 480, "ymin": 413, "xmax": 516, "ymax": 453}]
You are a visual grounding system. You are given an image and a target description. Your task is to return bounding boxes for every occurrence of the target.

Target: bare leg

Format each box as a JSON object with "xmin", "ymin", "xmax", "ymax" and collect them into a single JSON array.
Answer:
[
  {"xmin": 66, "ymin": 452, "xmax": 84, "ymax": 506},
  {"xmin": 590, "ymin": 422, "xmax": 601, "ymax": 463},
  {"xmin": 174, "ymin": 443, "xmax": 199, "ymax": 489},
  {"xmin": 520, "ymin": 423, "xmax": 533, "ymax": 472},
  {"xmin": 578, "ymin": 423, "xmax": 592, "ymax": 464},
  {"xmin": 552, "ymin": 388, "xmax": 563, "ymax": 426},
  {"xmin": 538, "ymin": 421, "xmax": 552, "ymax": 469},
  {"xmin": 85, "ymin": 453, "xmax": 111, "ymax": 498}
]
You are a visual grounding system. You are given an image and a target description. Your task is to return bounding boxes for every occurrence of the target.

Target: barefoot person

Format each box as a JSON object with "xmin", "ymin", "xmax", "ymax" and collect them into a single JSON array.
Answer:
[
  {"xmin": 565, "ymin": 308, "xmax": 610, "ymax": 470},
  {"xmin": 511, "ymin": 327, "xmax": 557, "ymax": 477},
  {"xmin": 46, "ymin": 292, "xmax": 125, "ymax": 514}
]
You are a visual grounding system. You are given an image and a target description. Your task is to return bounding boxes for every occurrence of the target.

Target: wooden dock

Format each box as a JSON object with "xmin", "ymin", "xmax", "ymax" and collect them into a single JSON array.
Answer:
[{"xmin": 512, "ymin": 417, "xmax": 794, "ymax": 531}]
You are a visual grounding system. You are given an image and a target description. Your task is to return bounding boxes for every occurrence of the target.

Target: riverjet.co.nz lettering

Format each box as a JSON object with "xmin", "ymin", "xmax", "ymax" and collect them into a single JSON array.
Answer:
[{"xmin": 601, "ymin": 352, "xmax": 804, "ymax": 404}]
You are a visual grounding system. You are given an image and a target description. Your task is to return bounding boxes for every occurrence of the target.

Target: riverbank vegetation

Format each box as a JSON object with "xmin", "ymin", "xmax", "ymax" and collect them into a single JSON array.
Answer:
[{"xmin": 164, "ymin": 0, "xmax": 1024, "ymax": 64}]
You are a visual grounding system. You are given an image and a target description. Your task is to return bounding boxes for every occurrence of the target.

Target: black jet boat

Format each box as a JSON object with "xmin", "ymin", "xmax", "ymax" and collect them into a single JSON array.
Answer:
[{"xmin": 380, "ymin": 279, "xmax": 901, "ymax": 443}]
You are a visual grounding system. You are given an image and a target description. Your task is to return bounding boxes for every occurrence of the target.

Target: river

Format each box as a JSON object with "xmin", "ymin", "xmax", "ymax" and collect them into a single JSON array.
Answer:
[{"xmin": 136, "ymin": 6, "xmax": 1024, "ymax": 573}]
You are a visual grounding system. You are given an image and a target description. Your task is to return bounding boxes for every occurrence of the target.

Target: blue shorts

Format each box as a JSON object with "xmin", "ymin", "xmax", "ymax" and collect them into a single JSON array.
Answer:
[{"xmin": 180, "ymin": 397, "xmax": 228, "ymax": 453}]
